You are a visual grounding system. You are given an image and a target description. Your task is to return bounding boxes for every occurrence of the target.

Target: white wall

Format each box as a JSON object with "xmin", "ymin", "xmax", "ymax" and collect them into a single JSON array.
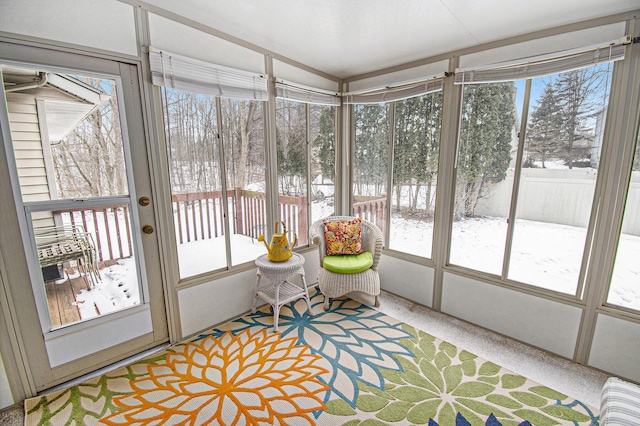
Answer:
[
  {"xmin": 273, "ymin": 60, "xmax": 339, "ymax": 92},
  {"xmin": 589, "ymin": 313, "xmax": 640, "ymax": 382},
  {"xmin": 379, "ymin": 255, "xmax": 434, "ymax": 307},
  {"xmin": 177, "ymin": 250, "xmax": 320, "ymax": 337},
  {"xmin": 0, "ymin": 353, "xmax": 13, "ymax": 408},
  {"xmin": 148, "ymin": 13, "xmax": 265, "ymax": 74},
  {"xmin": 0, "ymin": 0, "xmax": 137, "ymax": 56},
  {"xmin": 441, "ymin": 272, "xmax": 582, "ymax": 358},
  {"xmin": 347, "ymin": 60, "xmax": 449, "ymax": 93}
]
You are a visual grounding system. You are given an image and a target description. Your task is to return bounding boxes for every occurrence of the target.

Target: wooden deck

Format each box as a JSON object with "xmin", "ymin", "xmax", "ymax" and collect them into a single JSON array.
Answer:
[{"xmin": 45, "ymin": 260, "xmax": 118, "ymax": 328}]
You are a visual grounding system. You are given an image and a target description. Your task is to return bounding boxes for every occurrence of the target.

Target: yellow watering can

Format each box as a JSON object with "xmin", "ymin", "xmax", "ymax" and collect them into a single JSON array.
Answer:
[{"xmin": 258, "ymin": 221, "xmax": 297, "ymax": 262}]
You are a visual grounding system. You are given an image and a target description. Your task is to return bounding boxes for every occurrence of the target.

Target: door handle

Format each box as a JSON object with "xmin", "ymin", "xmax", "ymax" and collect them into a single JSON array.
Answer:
[{"xmin": 142, "ymin": 225, "xmax": 154, "ymax": 234}]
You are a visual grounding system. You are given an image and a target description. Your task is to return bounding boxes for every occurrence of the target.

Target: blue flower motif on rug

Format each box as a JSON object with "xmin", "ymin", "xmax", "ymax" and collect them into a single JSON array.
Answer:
[
  {"xmin": 202, "ymin": 289, "xmax": 413, "ymax": 408},
  {"xmin": 428, "ymin": 413, "xmax": 533, "ymax": 426}
]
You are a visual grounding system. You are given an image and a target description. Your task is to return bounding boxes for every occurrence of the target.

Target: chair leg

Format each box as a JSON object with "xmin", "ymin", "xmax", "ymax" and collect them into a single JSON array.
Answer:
[
  {"xmin": 273, "ymin": 283, "xmax": 280, "ymax": 333},
  {"xmin": 300, "ymin": 274, "xmax": 313, "ymax": 316},
  {"xmin": 251, "ymin": 273, "xmax": 261, "ymax": 314},
  {"xmin": 375, "ymin": 295, "xmax": 380, "ymax": 308},
  {"xmin": 323, "ymin": 296, "xmax": 330, "ymax": 311}
]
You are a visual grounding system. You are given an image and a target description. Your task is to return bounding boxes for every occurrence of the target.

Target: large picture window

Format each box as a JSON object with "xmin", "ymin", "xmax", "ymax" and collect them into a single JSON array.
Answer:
[
  {"xmin": 609, "ymin": 126, "xmax": 640, "ymax": 311},
  {"xmin": 275, "ymin": 98, "xmax": 309, "ymax": 245},
  {"xmin": 450, "ymin": 81, "xmax": 518, "ymax": 275},
  {"xmin": 450, "ymin": 60, "xmax": 615, "ymax": 295},
  {"xmin": 162, "ymin": 90, "xmax": 266, "ymax": 278},
  {"xmin": 389, "ymin": 90, "xmax": 443, "ymax": 258},
  {"xmin": 310, "ymin": 104, "xmax": 336, "ymax": 225},
  {"xmin": 352, "ymin": 103, "xmax": 390, "ymax": 236}
]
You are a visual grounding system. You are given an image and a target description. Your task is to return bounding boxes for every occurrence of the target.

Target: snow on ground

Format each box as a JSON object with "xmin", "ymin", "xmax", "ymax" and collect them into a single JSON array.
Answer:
[
  {"xmin": 74, "ymin": 208, "xmax": 640, "ymax": 321},
  {"xmin": 75, "ymin": 257, "xmax": 139, "ymax": 320}
]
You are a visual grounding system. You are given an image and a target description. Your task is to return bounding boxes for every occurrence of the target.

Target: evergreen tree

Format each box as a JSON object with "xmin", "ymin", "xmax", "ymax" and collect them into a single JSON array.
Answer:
[
  {"xmin": 393, "ymin": 91, "xmax": 442, "ymax": 213},
  {"xmin": 314, "ymin": 106, "xmax": 336, "ymax": 180},
  {"xmin": 276, "ymin": 99, "xmax": 307, "ymax": 194},
  {"xmin": 525, "ymin": 82, "xmax": 563, "ymax": 168},
  {"xmin": 554, "ymin": 66, "xmax": 607, "ymax": 169},
  {"xmin": 353, "ymin": 103, "xmax": 389, "ymax": 196},
  {"xmin": 456, "ymin": 82, "xmax": 515, "ymax": 218}
]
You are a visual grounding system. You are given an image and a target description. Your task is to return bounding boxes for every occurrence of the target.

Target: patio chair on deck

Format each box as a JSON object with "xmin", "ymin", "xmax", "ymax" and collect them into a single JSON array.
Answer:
[
  {"xmin": 310, "ymin": 216, "xmax": 383, "ymax": 310},
  {"xmin": 35, "ymin": 225, "xmax": 100, "ymax": 289}
]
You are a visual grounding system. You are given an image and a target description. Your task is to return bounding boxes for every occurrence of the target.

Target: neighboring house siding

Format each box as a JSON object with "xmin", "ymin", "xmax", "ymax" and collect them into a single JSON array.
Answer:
[{"xmin": 6, "ymin": 92, "xmax": 55, "ymax": 229}]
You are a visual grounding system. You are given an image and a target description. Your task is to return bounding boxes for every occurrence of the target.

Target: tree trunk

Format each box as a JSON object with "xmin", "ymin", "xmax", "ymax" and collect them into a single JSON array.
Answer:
[{"xmin": 236, "ymin": 100, "xmax": 257, "ymax": 189}]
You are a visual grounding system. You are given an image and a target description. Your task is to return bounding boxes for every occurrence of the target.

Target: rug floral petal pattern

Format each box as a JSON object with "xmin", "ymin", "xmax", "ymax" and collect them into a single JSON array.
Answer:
[{"xmin": 25, "ymin": 289, "xmax": 598, "ymax": 426}]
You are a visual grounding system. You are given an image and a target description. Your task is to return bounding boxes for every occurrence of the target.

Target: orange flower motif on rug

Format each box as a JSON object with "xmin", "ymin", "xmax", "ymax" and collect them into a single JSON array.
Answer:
[{"xmin": 102, "ymin": 328, "xmax": 330, "ymax": 425}]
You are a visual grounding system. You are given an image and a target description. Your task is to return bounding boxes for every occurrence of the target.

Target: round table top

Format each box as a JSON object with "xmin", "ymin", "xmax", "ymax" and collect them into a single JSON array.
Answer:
[{"xmin": 255, "ymin": 253, "xmax": 305, "ymax": 280}]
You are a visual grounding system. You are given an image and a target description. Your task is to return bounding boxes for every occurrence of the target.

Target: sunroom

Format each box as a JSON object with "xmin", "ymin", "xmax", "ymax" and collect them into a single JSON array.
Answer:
[{"xmin": 1, "ymin": 1, "xmax": 640, "ymax": 422}]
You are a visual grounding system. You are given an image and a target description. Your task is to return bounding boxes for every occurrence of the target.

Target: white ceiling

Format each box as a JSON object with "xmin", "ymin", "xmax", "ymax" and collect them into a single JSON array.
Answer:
[{"xmin": 140, "ymin": 0, "xmax": 640, "ymax": 79}]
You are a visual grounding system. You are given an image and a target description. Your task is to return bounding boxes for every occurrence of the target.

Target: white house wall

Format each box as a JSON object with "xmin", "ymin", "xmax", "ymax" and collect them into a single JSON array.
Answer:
[
  {"xmin": 0, "ymin": 0, "xmax": 138, "ymax": 57},
  {"xmin": 148, "ymin": 14, "xmax": 265, "ymax": 74}
]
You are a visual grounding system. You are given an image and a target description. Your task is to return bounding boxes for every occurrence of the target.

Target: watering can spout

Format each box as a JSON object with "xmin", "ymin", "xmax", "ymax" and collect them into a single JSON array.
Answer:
[{"xmin": 258, "ymin": 221, "xmax": 296, "ymax": 262}]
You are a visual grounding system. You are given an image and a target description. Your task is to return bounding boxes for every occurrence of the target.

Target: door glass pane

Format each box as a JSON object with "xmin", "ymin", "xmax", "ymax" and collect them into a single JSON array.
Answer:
[
  {"xmin": 310, "ymin": 104, "xmax": 335, "ymax": 224},
  {"xmin": 609, "ymin": 124, "xmax": 640, "ymax": 311},
  {"xmin": 450, "ymin": 82, "xmax": 519, "ymax": 274},
  {"xmin": 33, "ymin": 207, "xmax": 138, "ymax": 328},
  {"xmin": 3, "ymin": 65, "xmax": 141, "ymax": 329},
  {"xmin": 162, "ymin": 88, "xmax": 227, "ymax": 277},
  {"xmin": 390, "ymin": 91, "xmax": 443, "ymax": 258},
  {"xmin": 221, "ymin": 98, "xmax": 267, "ymax": 266},
  {"xmin": 509, "ymin": 64, "xmax": 613, "ymax": 294},
  {"xmin": 353, "ymin": 103, "xmax": 389, "ymax": 236},
  {"xmin": 276, "ymin": 98, "xmax": 308, "ymax": 246}
]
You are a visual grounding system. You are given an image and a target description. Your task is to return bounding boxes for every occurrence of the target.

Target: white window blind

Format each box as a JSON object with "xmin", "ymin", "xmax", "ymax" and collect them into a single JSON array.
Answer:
[
  {"xmin": 149, "ymin": 48, "xmax": 268, "ymax": 100},
  {"xmin": 343, "ymin": 79, "xmax": 444, "ymax": 105},
  {"xmin": 454, "ymin": 43, "xmax": 626, "ymax": 85},
  {"xmin": 275, "ymin": 81, "xmax": 341, "ymax": 106}
]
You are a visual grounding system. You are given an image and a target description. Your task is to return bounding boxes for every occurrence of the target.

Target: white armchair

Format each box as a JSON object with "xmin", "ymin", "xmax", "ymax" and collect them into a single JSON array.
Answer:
[{"xmin": 309, "ymin": 216, "xmax": 383, "ymax": 310}]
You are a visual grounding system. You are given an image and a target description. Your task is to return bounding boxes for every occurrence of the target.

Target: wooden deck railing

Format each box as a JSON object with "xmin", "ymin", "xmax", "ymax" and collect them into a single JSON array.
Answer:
[
  {"xmin": 171, "ymin": 188, "xmax": 308, "ymax": 246},
  {"xmin": 57, "ymin": 205, "xmax": 133, "ymax": 262},
  {"xmin": 53, "ymin": 191, "xmax": 385, "ymax": 263},
  {"xmin": 353, "ymin": 196, "xmax": 387, "ymax": 238}
]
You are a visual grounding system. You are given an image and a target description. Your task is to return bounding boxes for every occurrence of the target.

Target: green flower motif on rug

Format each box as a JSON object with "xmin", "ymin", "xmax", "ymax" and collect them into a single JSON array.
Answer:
[
  {"xmin": 321, "ymin": 324, "xmax": 598, "ymax": 425},
  {"xmin": 24, "ymin": 292, "xmax": 599, "ymax": 426},
  {"xmin": 25, "ymin": 353, "xmax": 168, "ymax": 425}
]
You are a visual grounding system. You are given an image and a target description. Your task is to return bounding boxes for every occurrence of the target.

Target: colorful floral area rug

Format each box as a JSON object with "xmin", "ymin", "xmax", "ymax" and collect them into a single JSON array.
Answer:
[{"xmin": 25, "ymin": 289, "xmax": 598, "ymax": 425}]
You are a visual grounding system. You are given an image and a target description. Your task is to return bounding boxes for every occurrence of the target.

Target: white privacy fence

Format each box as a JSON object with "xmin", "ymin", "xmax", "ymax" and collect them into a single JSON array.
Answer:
[{"xmin": 475, "ymin": 169, "xmax": 640, "ymax": 236}]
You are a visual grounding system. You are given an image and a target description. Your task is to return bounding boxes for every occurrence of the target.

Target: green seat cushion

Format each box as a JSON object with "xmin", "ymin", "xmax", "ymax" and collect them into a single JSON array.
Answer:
[{"xmin": 323, "ymin": 251, "xmax": 373, "ymax": 274}]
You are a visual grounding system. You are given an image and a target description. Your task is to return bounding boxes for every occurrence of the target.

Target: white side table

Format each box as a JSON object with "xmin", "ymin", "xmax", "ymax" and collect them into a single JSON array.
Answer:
[{"xmin": 252, "ymin": 253, "xmax": 312, "ymax": 332}]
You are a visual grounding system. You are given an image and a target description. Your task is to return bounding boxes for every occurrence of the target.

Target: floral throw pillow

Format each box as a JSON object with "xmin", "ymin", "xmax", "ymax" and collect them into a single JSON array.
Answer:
[{"xmin": 323, "ymin": 218, "xmax": 363, "ymax": 256}]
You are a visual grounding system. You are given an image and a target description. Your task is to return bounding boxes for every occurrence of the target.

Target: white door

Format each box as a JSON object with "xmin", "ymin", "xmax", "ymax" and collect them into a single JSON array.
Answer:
[{"xmin": 0, "ymin": 45, "xmax": 168, "ymax": 392}]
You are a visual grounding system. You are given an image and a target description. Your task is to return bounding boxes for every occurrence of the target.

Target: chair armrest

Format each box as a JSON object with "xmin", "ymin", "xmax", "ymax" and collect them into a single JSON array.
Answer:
[
  {"xmin": 309, "ymin": 220, "xmax": 327, "ymax": 265},
  {"xmin": 361, "ymin": 221, "xmax": 383, "ymax": 270}
]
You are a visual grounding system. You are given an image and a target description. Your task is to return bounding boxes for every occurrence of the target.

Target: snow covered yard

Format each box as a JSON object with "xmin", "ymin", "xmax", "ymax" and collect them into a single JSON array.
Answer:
[{"xmin": 73, "ymin": 214, "xmax": 640, "ymax": 321}]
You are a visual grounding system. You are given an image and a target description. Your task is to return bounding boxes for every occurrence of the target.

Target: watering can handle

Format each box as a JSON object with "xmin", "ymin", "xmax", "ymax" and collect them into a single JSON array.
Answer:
[{"xmin": 274, "ymin": 220, "xmax": 287, "ymax": 234}]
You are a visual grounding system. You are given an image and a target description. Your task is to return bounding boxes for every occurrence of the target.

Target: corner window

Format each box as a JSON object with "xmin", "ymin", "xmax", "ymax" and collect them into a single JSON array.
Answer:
[
  {"xmin": 310, "ymin": 104, "xmax": 336, "ymax": 225},
  {"xmin": 609, "ymin": 125, "xmax": 640, "ymax": 311},
  {"xmin": 352, "ymin": 103, "xmax": 389, "ymax": 235}
]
